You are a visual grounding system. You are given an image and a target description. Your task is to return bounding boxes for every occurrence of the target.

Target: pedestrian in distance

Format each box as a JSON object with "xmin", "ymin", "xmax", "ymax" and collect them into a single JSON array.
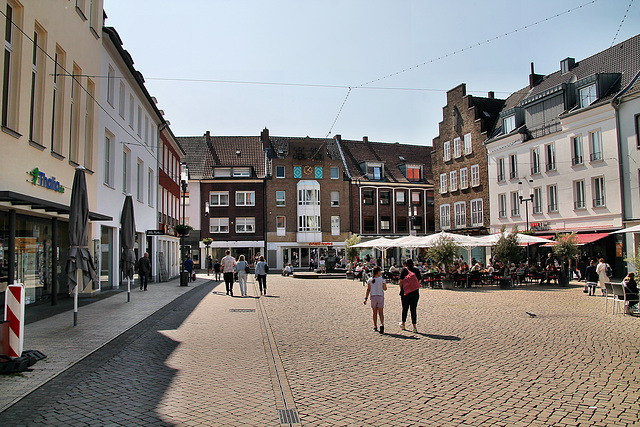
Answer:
[
  {"xmin": 255, "ymin": 255, "xmax": 269, "ymax": 295},
  {"xmin": 184, "ymin": 255, "xmax": 194, "ymax": 282},
  {"xmin": 221, "ymin": 250, "xmax": 236, "ymax": 296},
  {"xmin": 137, "ymin": 252, "xmax": 151, "ymax": 291},
  {"xmin": 206, "ymin": 255, "xmax": 213, "ymax": 276},
  {"xmin": 213, "ymin": 259, "xmax": 221, "ymax": 281},
  {"xmin": 584, "ymin": 259, "xmax": 599, "ymax": 296},
  {"xmin": 234, "ymin": 255, "xmax": 249, "ymax": 297},
  {"xmin": 364, "ymin": 266, "xmax": 387, "ymax": 334},
  {"xmin": 399, "ymin": 259, "xmax": 422, "ymax": 333},
  {"xmin": 596, "ymin": 258, "xmax": 611, "ymax": 296}
]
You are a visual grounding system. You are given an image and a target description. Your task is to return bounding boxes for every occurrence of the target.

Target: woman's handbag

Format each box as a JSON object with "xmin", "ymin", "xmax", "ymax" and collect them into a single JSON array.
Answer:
[
  {"xmin": 401, "ymin": 270, "xmax": 421, "ymax": 295},
  {"xmin": 245, "ymin": 264, "xmax": 250, "ymax": 274}
]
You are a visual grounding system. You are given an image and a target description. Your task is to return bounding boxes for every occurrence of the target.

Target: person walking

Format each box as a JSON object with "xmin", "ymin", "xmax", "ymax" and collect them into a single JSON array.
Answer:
[
  {"xmin": 213, "ymin": 259, "xmax": 222, "ymax": 281},
  {"xmin": 584, "ymin": 259, "xmax": 599, "ymax": 296},
  {"xmin": 596, "ymin": 258, "xmax": 610, "ymax": 296},
  {"xmin": 399, "ymin": 259, "xmax": 422, "ymax": 333},
  {"xmin": 137, "ymin": 252, "xmax": 151, "ymax": 291},
  {"xmin": 255, "ymin": 255, "xmax": 269, "ymax": 295},
  {"xmin": 206, "ymin": 255, "xmax": 213, "ymax": 276},
  {"xmin": 364, "ymin": 266, "xmax": 387, "ymax": 334},
  {"xmin": 221, "ymin": 250, "xmax": 236, "ymax": 296},
  {"xmin": 235, "ymin": 255, "xmax": 249, "ymax": 297},
  {"xmin": 184, "ymin": 255, "xmax": 194, "ymax": 282}
]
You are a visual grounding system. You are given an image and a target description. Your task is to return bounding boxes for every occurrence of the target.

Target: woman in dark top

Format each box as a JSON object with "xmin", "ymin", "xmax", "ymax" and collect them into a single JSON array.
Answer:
[
  {"xmin": 584, "ymin": 259, "xmax": 599, "ymax": 296},
  {"xmin": 399, "ymin": 259, "xmax": 422, "ymax": 333},
  {"xmin": 623, "ymin": 272, "xmax": 638, "ymax": 315}
]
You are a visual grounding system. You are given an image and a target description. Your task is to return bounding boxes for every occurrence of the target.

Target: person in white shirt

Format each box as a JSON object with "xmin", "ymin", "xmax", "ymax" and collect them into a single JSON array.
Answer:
[
  {"xmin": 220, "ymin": 250, "xmax": 236, "ymax": 296},
  {"xmin": 595, "ymin": 258, "xmax": 609, "ymax": 296},
  {"xmin": 364, "ymin": 266, "xmax": 387, "ymax": 334}
]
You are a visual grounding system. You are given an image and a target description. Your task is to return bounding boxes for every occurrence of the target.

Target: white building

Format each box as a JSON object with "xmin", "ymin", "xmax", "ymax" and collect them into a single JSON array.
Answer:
[
  {"xmin": 95, "ymin": 27, "xmax": 164, "ymax": 289},
  {"xmin": 486, "ymin": 34, "xmax": 640, "ymax": 273}
]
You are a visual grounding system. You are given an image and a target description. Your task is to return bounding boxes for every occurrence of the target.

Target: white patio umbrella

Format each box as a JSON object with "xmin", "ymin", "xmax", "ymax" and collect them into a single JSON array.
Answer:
[
  {"xmin": 611, "ymin": 224, "xmax": 640, "ymax": 234},
  {"xmin": 475, "ymin": 232, "xmax": 553, "ymax": 246},
  {"xmin": 351, "ymin": 237, "xmax": 395, "ymax": 270},
  {"xmin": 419, "ymin": 231, "xmax": 482, "ymax": 248}
]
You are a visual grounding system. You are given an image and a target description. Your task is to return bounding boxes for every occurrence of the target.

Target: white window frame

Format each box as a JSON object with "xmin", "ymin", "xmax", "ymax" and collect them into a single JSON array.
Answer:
[
  {"xmin": 107, "ymin": 65, "xmax": 114, "ymax": 106},
  {"xmin": 331, "ymin": 191, "xmax": 340, "ymax": 207},
  {"xmin": 463, "ymin": 133, "xmax": 472, "ymax": 155},
  {"xmin": 275, "ymin": 165, "xmax": 285, "ymax": 178},
  {"xmin": 298, "ymin": 188, "xmax": 320, "ymax": 205},
  {"xmin": 440, "ymin": 204, "xmax": 451, "ymax": 230},
  {"xmin": 439, "ymin": 173, "xmax": 447, "ymax": 194},
  {"xmin": 136, "ymin": 159, "xmax": 144, "ymax": 202},
  {"xmin": 574, "ymin": 180, "xmax": 585, "ymax": 210},
  {"xmin": 579, "ymin": 83, "xmax": 597, "ymax": 108},
  {"xmin": 533, "ymin": 188, "xmax": 542, "ymax": 214},
  {"xmin": 589, "ymin": 130, "xmax": 603, "ymax": 162},
  {"xmin": 148, "ymin": 169, "xmax": 154, "ymax": 207},
  {"xmin": 104, "ymin": 132, "xmax": 113, "ymax": 186},
  {"xmin": 236, "ymin": 217, "xmax": 255, "ymax": 233},
  {"xmin": 122, "ymin": 148, "xmax": 130, "ymax": 194},
  {"xmin": 498, "ymin": 194, "xmax": 507, "ymax": 218},
  {"xmin": 233, "ymin": 167, "xmax": 251, "ymax": 177},
  {"xmin": 470, "ymin": 198, "xmax": 483, "ymax": 227},
  {"xmin": 510, "ymin": 191, "xmax": 520, "ymax": 216},
  {"xmin": 531, "ymin": 147, "xmax": 540, "ymax": 174},
  {"xmin": 548, "ymin": 185, "xmax": 558, "ymax": 212},
  {"xmin": 210, "ymin": 191, "xmax": 229, "ymax": 207},
  {"xmin": 509, "ymin": 154, "xmax": 518, "ymax": 179},
  {"xmin": 449, "ymin": 170, "xmax": 457, "ymax": 192},
  {"xmin": 276, "ymin": 216, "xmax": 286, "ymax": 236},
  {"xmin": 572, "ymin": 136, "xmax": 583, "ymax": 165},
  {"xmin": 128, "ymin": 95, "xmax": 134, "ymax": 128},
  {"xmin": 330, "ymin": 167, "xmax": 339, "ymax": 179},
  {"xmin": 443, "ymin": 141, "xmax": 451, "ymax": 161},
  {"xmin": 503, "ymin": 115, "xmax": 516, "ymax": 134},
  {"xmin": 454, "ymin": 201, "xmax": 466, "ymax": 229},
  {"xmin": 593, "ymin": 176, "xmax": 605, "ymax": 207},
  {"xmin": 236, "ymin": 191, "xmax": 255, "ymax": 206},
  {"xmin": 497, "ymin": 158, "xmax": 505, "ymax": 182},
  {"xmin": 118, "ymin": 81, "xmax": 125, "ymax": 118},
  {"xmin": 210, "ymin": 218, "xmax": 230, "ymax": 234},
  {"xmin": 470, "ymin": 164, "xmax": 480, "ymax": 187},
  {"xmin": 298, "ymin": 215, "xmax": 320, "ymax": 232},
  {"xmin": 460, "ymin": 168, "xmax": 468, "ymax": 189},
  {"xmin": 331, "ymin": 215, "xmax": 340, "ymax": 236},
  {"xmin": 546, "ymin": 143, "xmax": 556, "ymax": 171},
  {"xmin": 453, "ymin": 137, "xmax": 462, "ymax": 158},
  {"xmin": 276, "ymin": 190, "xmax": 286, "ymax": 207},
  {"xmin": 396, "ymin": 191, "xmax": 406, "ymax": 205}
]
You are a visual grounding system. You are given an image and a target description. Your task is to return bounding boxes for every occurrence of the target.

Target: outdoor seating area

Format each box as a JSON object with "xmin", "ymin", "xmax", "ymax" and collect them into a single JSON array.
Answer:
[{"xmin": 605, "ymin": 281, "xmax": 640, "ymax": 316}]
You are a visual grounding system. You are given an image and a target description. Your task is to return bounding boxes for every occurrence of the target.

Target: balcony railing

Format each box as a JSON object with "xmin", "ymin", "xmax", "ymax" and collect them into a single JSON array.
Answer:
[
  {"xmin": 510, "ymin": 171, "xmax": 518, "ymax": 179},
  {"xmin": 572, "ymin": 156, "xmax": 583, "ymax": 166},
  {"xmin": 548, "ymin": 204, "xmax": 558, "ymax": 212},
  {"xmin": 498, "ymin": 210, "xmax": 506, "ymax": 218},
  {"xmin": 593, "ymin": 197, "xmax": 605, "ymax": 207},
  {"xmin": 546, "ymin": 162, "xmax": 556, "ymax": 171},
  {"xmin": 533, "ymin": 205, "xmax": 542, "ymax": 214},
  {"xmin": 497, "ymin": 173, "xmax": 505, "ymax": 182},
  {"xmin": 531, "ymin": 166, "xmax": 540, "ymax": 175},
  {"xmin": 511, "ymin": 208, "xmax": 520, "ymax": 216},
  {"xmin": 529, "ymin": 120, "xmax": 562, "ymax": 139},
  {"xmin": 574, "ymin": 200, "xmax": 585, "ymax": 209},
  {"xmin": 590, "ymin": 152, "xmax": 603, "ymax": 161}
]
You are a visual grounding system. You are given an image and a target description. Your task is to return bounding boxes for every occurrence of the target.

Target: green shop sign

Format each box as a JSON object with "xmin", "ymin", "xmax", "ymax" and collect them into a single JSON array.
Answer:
[{"xmin": 27, "ymin": 167, "xmax": 65, "ymax": 193}]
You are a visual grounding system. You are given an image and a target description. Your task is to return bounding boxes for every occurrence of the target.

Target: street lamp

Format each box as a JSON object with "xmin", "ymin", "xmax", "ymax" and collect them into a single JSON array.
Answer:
[
  {"xmin": 519, "ymin": 180, "xmax": 534, "ymax": 261},
  {"xmin": 180, "ymin": 162, "xmax": 189, "ymax": 286}
]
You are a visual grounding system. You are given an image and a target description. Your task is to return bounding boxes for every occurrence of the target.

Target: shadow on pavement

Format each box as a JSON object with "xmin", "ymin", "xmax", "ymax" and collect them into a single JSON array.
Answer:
[
  {"xmin": 383, "ymin": 332, "xmax": 419, "ymax": 340},
  {"xmin": 418, "ymin": 332, "xmax": 461, "ymax": 341}
]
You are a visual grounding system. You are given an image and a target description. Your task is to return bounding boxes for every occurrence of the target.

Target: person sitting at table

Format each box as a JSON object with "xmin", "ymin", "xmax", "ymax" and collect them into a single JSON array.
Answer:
[
  {"xmin": 389, "ymin": 263, "xmax": 400, "ymax": 274},
  {"xmin": 471, "ymin": 261, "xmax": 483, "ymax": 272},
  {"xmin": 516, "ymin": 263, "xmax": 527, "ymax": 285},
  {"xmin": 623, "ymin": 272, "xmax": 639, "ymax": 315}
]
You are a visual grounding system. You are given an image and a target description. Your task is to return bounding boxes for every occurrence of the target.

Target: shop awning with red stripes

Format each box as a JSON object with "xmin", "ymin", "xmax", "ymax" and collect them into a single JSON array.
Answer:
[{"xmin": 541, "ymin": 232, "xmax": 609, "ymax": 247}]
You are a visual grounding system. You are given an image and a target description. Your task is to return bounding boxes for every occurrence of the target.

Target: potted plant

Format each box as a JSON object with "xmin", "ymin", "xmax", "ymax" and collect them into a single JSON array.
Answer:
[
  {"xmin": 175, "ymin": 224, "xmax": 193, "ymax": 236},
  {"xmin": 552, "ymin": 232, "xmax": 580, "ymax": 286},
  {"xmin": 345, "ymin": 233, "xmax": 361, "ymax": 279},
  {"xmin": 426, "ymin": 235, "xmax": 461, "ymax": 289},
  {"xmin": 492, "ymin": 225, "xmax": 522, "ymax": 288}
]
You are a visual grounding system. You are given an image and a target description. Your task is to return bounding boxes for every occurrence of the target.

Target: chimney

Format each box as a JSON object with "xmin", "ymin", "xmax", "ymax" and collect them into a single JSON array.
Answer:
[
  {"xmin": 260, "ymin": 127, "xmax": 269, "ymax": 150},
  {"xmin": 205, "ymin": 130, "xmax": 211, "ymax": 144},
  {"xmin": 334, "ymin": 134, "xmax": 342, "ymax": 143},
  {"xmin": 363, "ymin": 136, "xmax": 369, "ymax": 143},
  {"xmin": 529, "ymin": 62, "xmax": 544, "ymax": 88},
  {"xmin": 560, "ymin": 57, "xmax": 576, "ymax": 74},
  {"xmin": 488, "ymin": 91, "xmax": 494, "ymax": 99}
]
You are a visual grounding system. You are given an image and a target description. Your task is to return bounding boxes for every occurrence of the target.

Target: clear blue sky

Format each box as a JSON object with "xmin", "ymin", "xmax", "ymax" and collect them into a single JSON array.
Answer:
[{"xmin": 104, "ymin": 0, "xmax": 639, "ymax": 145}]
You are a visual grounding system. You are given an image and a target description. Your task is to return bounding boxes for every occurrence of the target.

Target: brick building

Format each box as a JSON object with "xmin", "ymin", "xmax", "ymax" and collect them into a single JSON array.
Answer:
[{"xmin": 432, "ymin": 84, "xmax": 504, "ymax": 246}]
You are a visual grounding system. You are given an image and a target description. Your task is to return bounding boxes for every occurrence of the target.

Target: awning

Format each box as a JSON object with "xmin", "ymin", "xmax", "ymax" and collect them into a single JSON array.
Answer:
[
  {"xmin": 542, "ymin": 232, "xmax": 609, "ymax": 247},
  {"xmin": 536, "ymin": 235, "xmax": 555, "ymax": 240},
  {"xmin": 0, "ymin": 190, "xmax": 112, "ymax": 221}
]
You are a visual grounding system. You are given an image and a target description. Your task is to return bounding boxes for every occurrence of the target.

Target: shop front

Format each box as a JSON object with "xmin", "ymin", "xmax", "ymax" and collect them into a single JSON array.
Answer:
[
  {"xmin": 199, "ymin": 240, "xmax": 265, "ymax": 268},
  {"xmin": 271, "ymin": 242, "xmax": 346, "ymax": 271}
]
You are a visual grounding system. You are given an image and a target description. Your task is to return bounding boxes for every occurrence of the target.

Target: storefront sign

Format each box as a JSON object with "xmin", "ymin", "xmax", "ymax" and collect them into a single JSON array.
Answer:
[
  {"xmin": 146, "ymin": 230, "xmax": 164, "ymax": 236},
  {"xmin": 309, "ymin": 242, "xmax": 333, "ymax": 246},
  {"xmin": 27, "ymin": 168, "xmax": 65, "ymax": 193},
  {"xmin": 616, "ymin": 242, "xmax": 623, "ymax": 257},
  {"xmin": 530, "ymin": 222, "xmax": 550, "ymax": 231}
]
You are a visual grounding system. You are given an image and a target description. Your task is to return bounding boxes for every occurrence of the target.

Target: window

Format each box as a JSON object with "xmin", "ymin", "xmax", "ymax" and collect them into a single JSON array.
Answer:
[
  {"xmin": 574, "ymin": 180, "xmax": 585, "ymax": 209},
  {"xmin": 29, "ymin": 25, "xmax": 46, "ymax": 144},
  {"xmin": 104, "ymin": 133, "xmax": 113, "ymax": 186},
  {"xmin": 51, "ymin": 47, "xmax": 65, "ymax": 154},
  {"xmin": 331, "ymin": 191, "xmax": 339, "ymax": 207},
  {"xmin": 497, "ymin": 158, "xmax": 505, "ymax": 181},
  {"xmin": 299, "ymin": 215, "xmax": 320, "ymax": 232},
  {"xmin": 460, "ymin": 168, "xmax": 468, "ymax": 189},
  {"xmin": 298, "ymin": 188, "xmax": 320, "ymax": 205},
  {"xmin": 531, "ymin": 148, "xmax": 540, "ymax": 174},
  {"xmin": 210, "ymin": 218, "xmax": 229, "ymax": 233},
  {"xmin": 275, "ymin": 165, "xmax": 285, "ymax": 178},
  {"xmin": 148, "ymin": 169, "xmax": 154, "ymax": 206},
  {"xmin": 214, "ymin": 167, "xmax": 231, "ymax": 177},
  {"xmin": 144, "ymin": 115, "xmax": 149, "ymax": 144},
  {"xmin": 411, "ymin": 192, "xmax": 421, "ymax": 206},
  {"xmin": 89, "ymin": 0, "xmax": 100, "ymax": 34},
  {"xmin": 397, "ymin": 216, "xmax": 408, "ymax": 232},
  {"xmin": 503, "ymin": 115, "xmax": 516, "ymax": 134},
  {"xmin": 572, "ymin": 136, "xmax": 583, "ymax": 165},
  {"xmin": 579, "ymin": 83, "xmax": 597, "ymax": 108},
  {"xmin": 315, "ymin": 166, "xmax": 323, "ymax": 179},
  {"xmin": 411, "ymin": 216, "xmax": 423, "ymax": 230},
  {"xmin": 396, "ymin": 191, "xmax": 406, "ymax": 205},
  {"xmin": 511, "ymin": 192, "xmax": 520, "ymax": 216},
  {"xmin": 107, "ymin": 65, "xmax": 114, "ymax": 106},
  {"xmin": 470, "ymin": 164, "xmax": 480, "ymax": 187},
  {"xmin": 69, "ymin": 65, "xmax": 81, "ymax": 163},
  {"xmin": 276, "ymin": 216, "xmax": 286, "ymax": 236},
  {"xmin": 454, "ymin": 201, "xmax": 466, "ymax": 228},
  {"xmin": 233, "ymin": 167, "xmax": 251, "ymax": 177},
  {"xmin": 545, "ymin": 143, "xmax": 556, "ymax": 171},
  {"xmin": 439, "ymin": 173, "xmax": 447, "ymax": 194},
  {"xmin": 363, "ymin": 216, "xmax": 375, "ymax": 233},
  {"xmin": 380, "ymin": 216, "xmax": 391, "ymax": 231},
  {"xmin": 137, "ymin": 105, "xmax": 142, "ymax": 137},
  {"xmin": 118, "ymin": 81, "xmax": 125, "ymax": 118},
  {"xmin": 509, "ymin": 154, "xmax": 518, "ymax": 179},
  {"xmin": 440, "ymin": 204, "xmax": 451, "ymax": 230},
  {"xmin": 548, "ymin": 185, "xmax": 558, "ymax": 212},
  {"xmin": 498, "ymin": 194, "xmax": 507, "ymax": 218},
  {"xmin": 236, "ymin": 191, "xmax": 255, "ymax": 206},
  {"xmin": 128, "ymin": 95, "xmax": 134, "ymax": 128},
  {"xmin": 331, "ymin": 216, "xmax": 340, "ymax": 236},
  {"xmin": 380, "ymin": 191, "xmax": 390, "ymax": 205},
  {"xmin": 236, "ymin": 217, "xmax": 255, "ymax": 233},
  {"xmin": 470, "ymin": 199, "xmax": 483, "ymax": 227},
  {"xmin": 276, "ymin": 190, "xmax": 286, "ymax": 207},
  {"xmin": 2, "ymin": 2, "xmax": 21, "ymax": 131},
  {"xmin": 363, "ymin": 190, "xmax": 373, "ymax": 205},
  {"xmin": 210, "ymin": 191, "xmax": 229, "ymax": 207},
  {"xmin": 122, "ymin": 148, "xmax": 130, "ymax": 193},
  {"xmin": 443, "ymin": 141, "xmax": 451, "ymax": 161},
  {"xmin": 136, "ymin": 160, "xmax": 144, "ymax": 202},
  {"xmin": 589, "ymin": 130, "xmax": 603, "ymax": 161},
  {"xmin": 449, "ymin": 171, "xmax": 457, "ymax": 191},
  {"xmin": 367, "ymin": 163, "xmax": 383, "ymax": 180},
  {"xmin": 533, "ymin": 188, "xmax": 542, "ymax": 214},
  {"xmin": 84, "ymin": 79, "xmax": 95, "ymax": 169},
  {"xmin": 453, "ymin": 137, "xmax": 462, "ymax": 158},
  {"xmin": 331, "ymin": 166, "xmax": 339, "ymax": 179},
  {"xmin": 406, "ymin": 165, "xmax": 421, "ymax": 182},
  {"xmin": 463, "ymin": 133, "xmax": 472, "ymax": 155},
  {"xmin": 593, "ymin": 176, "xmax": 605, "ymax": 207}
]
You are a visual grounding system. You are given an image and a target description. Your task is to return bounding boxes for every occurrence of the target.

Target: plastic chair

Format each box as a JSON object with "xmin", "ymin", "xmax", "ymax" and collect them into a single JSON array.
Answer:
[
  {"xmin": 604, "ymin": 282, "xmax": 616, "ymax": 313},
  {"xmin": 610, "ymin": 283, "xmax": 638, "ymax": 314}
]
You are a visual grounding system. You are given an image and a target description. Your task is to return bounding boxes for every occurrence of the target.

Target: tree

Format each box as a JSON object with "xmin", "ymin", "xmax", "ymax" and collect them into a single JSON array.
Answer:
[
  {"xmin": 493, "ymin": 225, "xmax": 521, "ymax": 278},
  {"xmin": 345, "ymin": 234, "xmax": 361, "ymax": 264},
  {"xmin": 624, "ymin": 247, "xmax": 640, "ymax": 273},
  {"xmin": 426, "ymin": 236, "xmax": 461, "ymax": 278},
  {"xmin": 552, "ymin": 232, "xmax": 580, "ymax": 286}
]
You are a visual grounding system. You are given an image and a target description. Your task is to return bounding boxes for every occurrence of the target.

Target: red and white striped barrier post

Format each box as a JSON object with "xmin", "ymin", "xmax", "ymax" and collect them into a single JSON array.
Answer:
[{"xmin": 3, "ymin": 282, "xmax": 25, "ymax": 358}]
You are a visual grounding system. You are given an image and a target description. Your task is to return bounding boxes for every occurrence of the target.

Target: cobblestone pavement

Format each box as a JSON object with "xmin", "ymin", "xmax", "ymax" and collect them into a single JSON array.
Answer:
[{"xmin": 1, "ymin": 275, "xmax": 639, "ymax": 426}]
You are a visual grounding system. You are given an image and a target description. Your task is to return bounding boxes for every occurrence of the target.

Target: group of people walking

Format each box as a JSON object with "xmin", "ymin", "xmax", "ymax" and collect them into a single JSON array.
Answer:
[{"xmin": 218, "ymin": 251, "xmax": 269, "ymax": 297}]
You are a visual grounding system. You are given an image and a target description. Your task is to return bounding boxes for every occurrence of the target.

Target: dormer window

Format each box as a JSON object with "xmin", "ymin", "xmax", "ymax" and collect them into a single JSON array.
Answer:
[
  {"xmin": 503, "ymin": 115, "xmax": 516, "ymax": 134},
  {"xmin": 579, "ymin": 83, "xmax": 597, "ymax": 108},
  {"xmin": 214, "ymin": 167, "xmax": 231, "ymax": 177},
  {"xmin": 406, "ymin": 165, "xmax": 422, "ymax": 182},
  {"xmin": 366, "ymin": 162, "xmax": 384, "ymax": 180},
  {"xmin": 232, "ymin": 167, "xmax": 251, "ymax": 177}
]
